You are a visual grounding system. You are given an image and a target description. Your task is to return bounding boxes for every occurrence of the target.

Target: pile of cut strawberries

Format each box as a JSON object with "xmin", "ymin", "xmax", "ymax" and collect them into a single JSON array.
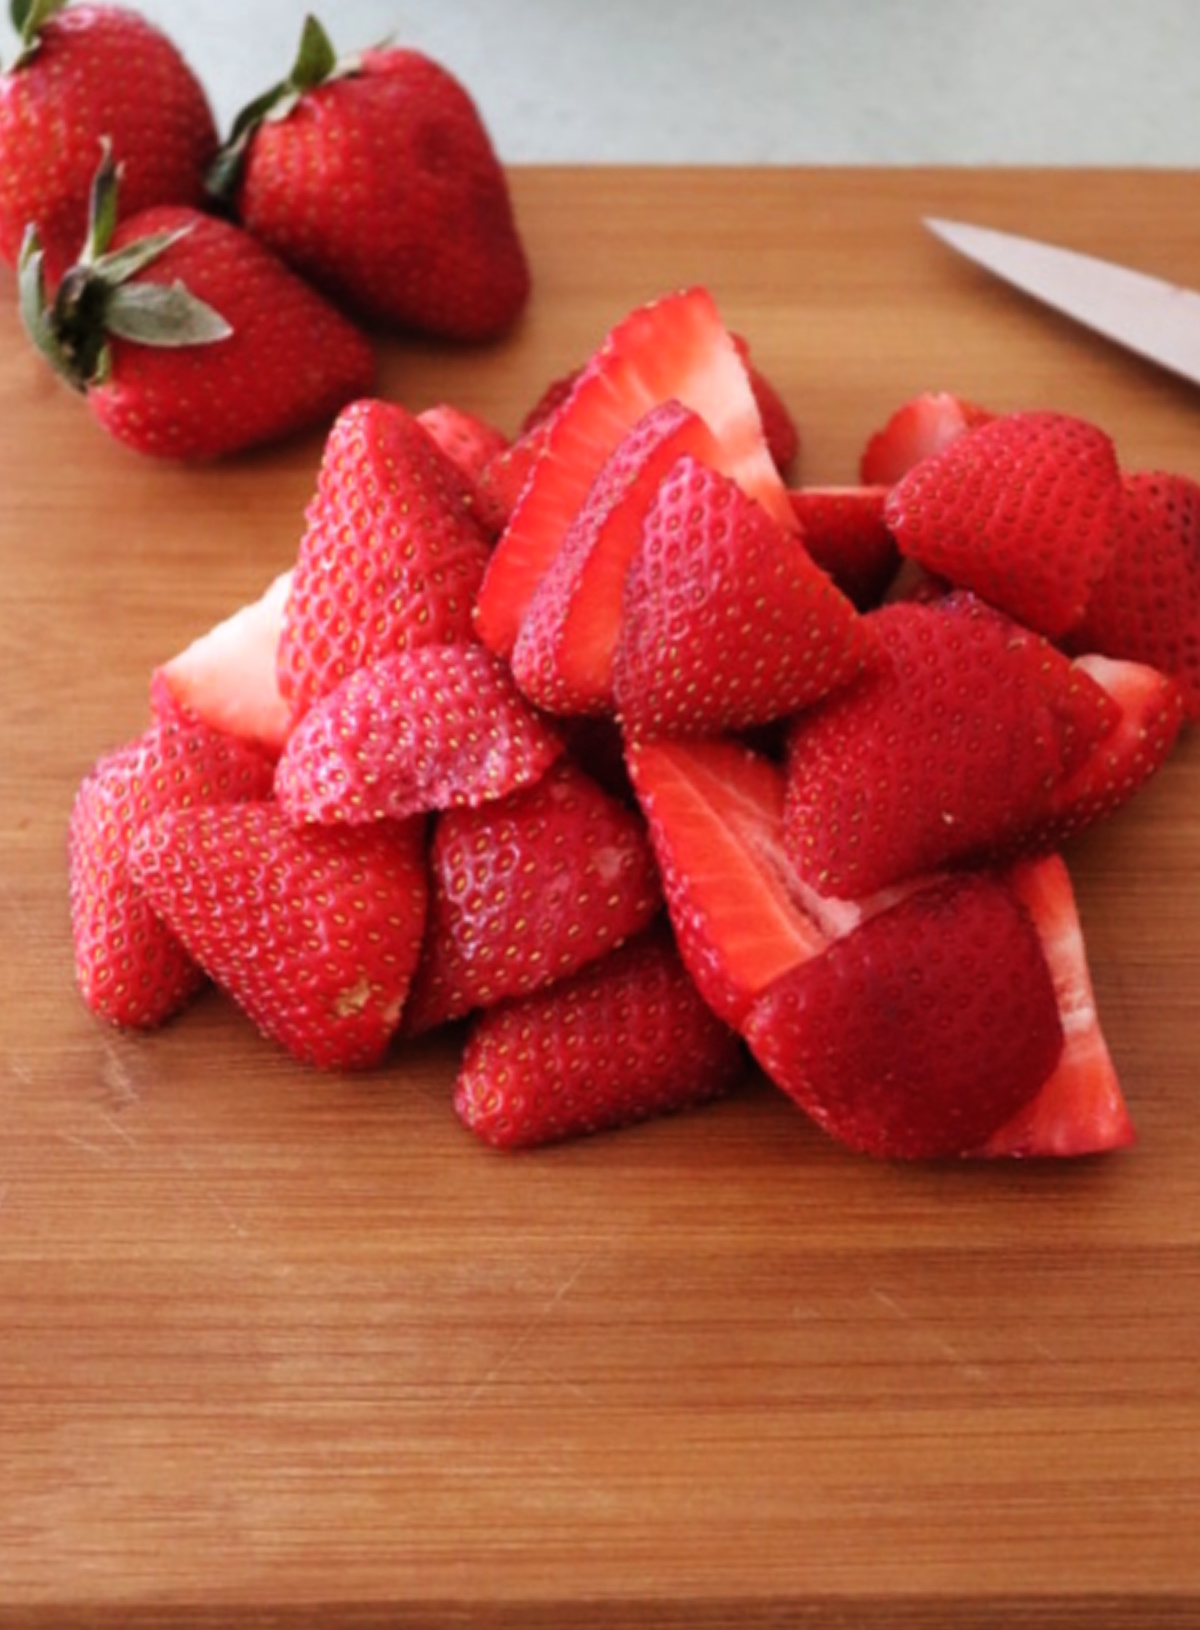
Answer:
[{"xmin": 67, "ymin": 283, "xmax": 1200, "ymax": 1162}]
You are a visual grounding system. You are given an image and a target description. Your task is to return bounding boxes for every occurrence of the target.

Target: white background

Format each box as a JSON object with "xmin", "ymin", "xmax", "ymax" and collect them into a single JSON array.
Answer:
[{"xmin": 18, "ymin": 0, "xmax": 1199, "ymax": 166}]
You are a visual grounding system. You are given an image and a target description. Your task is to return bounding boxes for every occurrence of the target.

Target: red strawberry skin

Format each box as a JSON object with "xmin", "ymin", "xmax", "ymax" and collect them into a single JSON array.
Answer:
[
  {"xmin": 782, "ymin": 593, "xmax": 1118, "ymax": 898},
  {"xmin": 625, "ymin": 734, "xmax": 827, "ymax": 1029},
  {"xmin": 402, "ymin": 758, "xmax": 662, "ymax": 1034},
  {"xmin": 68, "ymin": 715, "xmax": 276, "ymax": 1029},
  {"xmin": 788, "ymin": 486, "xmax": 898, "ymax": 610},
  {"xmin": 128, "ymin": 801, "xmax": 429, "ymax": 1070},
  {"xmin": 614, "ymin": 455, "xmax": 872, "ymax": 735},
  {"xmin": 0, "ymin": 3, "xmax": 219, "ymax": 284},
  {"xmin": 274, "ymin": 643, "xmax": 563, "ymax": 825},
  {"xmin": 859, "ymin": 390, "xmax": 991, "ymax": 486},
  {"xmin": 277, "ymin": 399, "xmax": 491, "ymax": 723},
  {"xmin": 454, "ymin": 927, "xmax": 745, "ymax": 1150},
  {"xmin": 86, "ymin": 207, "xmax": 375, "ymax": 461},
  {"xmin": 232, "ymin": 47, "xmax": 530, "ymax": 340},
  {"xmin": 744, "ymin": 871, "xmax": 1065, "ymax": 1161},
  {"xmin": 510, "ymin": 400, "xmax": 721, "ymax": 716},
  {"xmin": 1067, "ymin": 470, "xmax": 1200, "ymax": 720}
]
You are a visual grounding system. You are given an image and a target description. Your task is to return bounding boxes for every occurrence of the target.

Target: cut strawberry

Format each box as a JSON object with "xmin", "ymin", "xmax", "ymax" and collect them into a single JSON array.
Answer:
[
  {"xmin": 859, "ymin": 390, "xmax": 992, "ymax": 485},
  {"xmin": 473, "ymin": 286, "xmax": 796, "ymax": 657},
  {"xmin": 783, "ymin": 593, "xmax": 1119, "ymax": 898},
  {"xmin": 69, "ymin": 716, "xmax": 276, "ymax": 1029},
  {"xmin": 416, "ymin": 402, "xmax": 510, "ymax": 492},
  {"xmin": 454, "ymin": 925, "xmax": 745, "ymax": 1150},
  {"xmin": 471, "ymin": 413, "xmax": 554, "ymax": 538},
  {"xmin": 510, "ymin": 400, "xmax": 721, "ymax": 715},
  {"xmin": 788, "ymin": 485, "xmax": 898, "ymax": 609},
  {"xmin": 625, "ymin": 734, "xmax": 828, "ymax": 1028},
  {"xmin": 976, "ymin": 855, "xmax": 1135, "ymax": 1157},
  {"xmin": 275, "ymin": 642, "xmax": 563, "ymax": 825},
  {"xmin": 1066, "ymin": 469, "xmax": 1200, "ymax": 720},
  {"xmin": 731, "ymin": 333, "xmax": 800, "ymax": 477},
  {"xmin": 129, "ymin": 801, "xmax": 429, "ymax": 1070},
  {"xmin": 277, "ymin": 398, "xmax": 491, "ymax": 723},
  {"xmin": 884, "ymin": 410, "xmax": 1125, "ymax": 638},
  {"xmin": 614, "ymin": 455, "xmax": 872, "ymax": 735},
  {"xmin": 744, "ymin": 870, "xmax": 1066, "ymax": 1161},
  {"xmin": 402, "ymin": 758, "xmax": 662, "ymax": 1035},
  {"xmin": 151, "ymin": 570, "xmax": 293, "ymax": 758},
  {"xmin": 1025, "ymin": 653, "xmax": 1186, "ymax": 850}
]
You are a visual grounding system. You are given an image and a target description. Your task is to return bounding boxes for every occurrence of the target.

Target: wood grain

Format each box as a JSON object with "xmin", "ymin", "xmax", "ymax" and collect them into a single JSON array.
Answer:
[{"xmin": 3, "ymin": 168, "xmax": 1200, "ymax": 1627}]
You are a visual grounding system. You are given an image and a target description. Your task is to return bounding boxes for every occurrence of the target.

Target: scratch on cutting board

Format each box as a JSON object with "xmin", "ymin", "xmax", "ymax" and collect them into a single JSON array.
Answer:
[
  {"xmin": 173, "ymin": 1150, "xmax": 250, "ymax": 1239},
  {"xmin": 871, "ymin": 1286, "xmax": 990, "ymax": 1384},
  {"xmin": 99, "ymin": 1039, "xmax": 143, "ymax": 1108},
  {"xmin": 463, "ymin": 1256, "xmax": 595, "ymax": 1407}
]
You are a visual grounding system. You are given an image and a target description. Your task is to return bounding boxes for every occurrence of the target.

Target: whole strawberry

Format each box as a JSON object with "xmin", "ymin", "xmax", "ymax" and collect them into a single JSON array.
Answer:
[
  {"xmin": 206, "ymin": 15, "xmax": 530, "ymax": 340},
  {"xmin": 19, "ymin": 148, "xmax": 375, "ymax": 459},
  {"xmin": 0, "ymin": 0, "xmax": 219, "ymax": 288}
]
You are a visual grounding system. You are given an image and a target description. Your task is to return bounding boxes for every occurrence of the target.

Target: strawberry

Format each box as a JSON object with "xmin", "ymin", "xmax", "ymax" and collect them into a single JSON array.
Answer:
[
  {"xmin": 625, "ymin": 734, "xmax": 828, "ymax": 1029},
  {"xmin": 613, "ymin": 454, "xmax": 873, "ymax": 735},
  {"xmin": 1066, "ymin": 470, "xmax": 1200, "ymax": 720},
  {"xmin": 151, "ymin": 570, "xmax": 293, "ymax": 758},
  {"xmin": 731, "ymin": 332, "xmax": 800, "ymax": 477},
  {"xmin": 0, "ymin": 0, "xmax": 219, "ymax": 287},
  {"xmin": 207, "ymin": 15, "xmax": 529, "ymax": 340},
  {"xmin": 19, "ymin": 151, "xmax": 375, "ymax": 460},
  {"xmin": 976, "ymin": 855, "xmax": 1134, "ymax": 1157},
  {"xmin": 788, "ymin": 485, "xmax": 898, "ymax": 609},
  {"xmin": 473, "ymin": 286, "xmax": 796, "ymax": 658},
  {"xmin": 884, "ymin": 410, "xmax": 1125, "ymax": 637},
  {"xmin": 402, "ymin": 758, "xmax": 662, "ymax": 1035},
  {"xmin": 274, "ymin": 642, "xmax": 563, "ymax": 825},
  {"xmin": 416, "ymin": 403, "xmax": 510, "ymax": 495},
  {"xmin": 744, "ymin": 870, "xmax": 1066, "ymax": 1161},
  {"xmin": 859, "ymin": 390, "xmax": 992, "ymax": 486},
  {"xmin": 782, "ymin": 593, "xmax": 1120, "ymax": 898},
  {"xmin": 128, "ymin": 801, "xmax": 429, "ymax": 1070},
  {"xmin": 471, "ymin": 413, "xmax": 554, "ymax": 539},
  {"xmin": 510, "ymin": 400, "xmax": 722, "ymax": 716},
  {"xmin": 454, "ymin": 926, "xmax": 745, "ymax": 1150},
  {"xmin": 68, "ymin": 714, "xmax": 275, "ymax": 1029},
  {"xmin": 276, "ymin": 398, "xmax": 491, "ymax": 724},
  {"xmin": 1024, "ymin": 653, "xmax": 1186, "ymax": 851}
]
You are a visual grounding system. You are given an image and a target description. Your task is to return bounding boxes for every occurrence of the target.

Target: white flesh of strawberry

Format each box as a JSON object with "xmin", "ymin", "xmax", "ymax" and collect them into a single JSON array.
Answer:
[{"xmin": 153, "ymin": 570, "xmax": 293, "ymax": 756}]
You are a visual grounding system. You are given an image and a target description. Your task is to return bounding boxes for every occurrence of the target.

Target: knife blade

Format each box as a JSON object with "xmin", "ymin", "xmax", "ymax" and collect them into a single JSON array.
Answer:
[{"xmin": 925, "ymin": 216, "xmax": 1200, "ymax": 389}]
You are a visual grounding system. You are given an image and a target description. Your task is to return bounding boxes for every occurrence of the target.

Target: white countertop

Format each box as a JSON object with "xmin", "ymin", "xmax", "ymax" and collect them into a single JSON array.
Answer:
[{"xmin": 41, "ymin": 0, "xmax": 1200, "ymax": 167}]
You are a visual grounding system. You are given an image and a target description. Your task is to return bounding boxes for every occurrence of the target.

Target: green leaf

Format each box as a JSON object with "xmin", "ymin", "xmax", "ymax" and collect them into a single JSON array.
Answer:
[
  {"xmin": 10, "ymin": 0, "xmax": 68, "ymax": 63},
  {"xmin": 289, "ymin": 14, "xmax": 337, "ymax": 90},
  {"xmin": 93, "ymin": 226, "xmax": 193, "ymax": 286},
  {"xmin": 16, "ymin": 227, "xmax": 71, "ymax": 380},
  {"xmin": 105, "ymin": 281, "xmax": 233, "ymax": 348},
  {"xmin": 80, "ymin": 138, "xmax": 120, "ymax": 264}
]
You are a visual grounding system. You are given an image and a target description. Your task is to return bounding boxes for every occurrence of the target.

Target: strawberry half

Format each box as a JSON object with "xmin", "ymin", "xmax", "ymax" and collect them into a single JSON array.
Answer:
[
  {"xmin": 454, "ymin": 926, "xmax": 745, "ymax": 1150},
  {"xmin": 625, "ymin": 734, "xmax": 828, "ymax": 1029},
  {"xmin": 782, "ymin": 593, "xmax": 1119, "ymax": 898},
  {"xmin": 128, "ymin": 801, "xmax": 429, "ymax": 1070},
  {"xmin": 277, "ymin": 398, "xmax": 492, "ymax": 724},
  {"xmin": 473, "ymin": 286, "xmax": 795, "ymax": 657},
  {"xmin": 859, "ymin": 390, "xmax": 992, "ymax": 486},
  {"xmin": 1066, "ymin": 470, "xmax": 1200, "ymax": 720},
  {"xmin": 614, "ymin": 455, "xmax": 872, "ymax": 736},
  {"xmin": 274, "ymin": 642, "xmax": 563, "ymax": 825},
  {"xmin": 510, "ymin": 400, "xmax": 721, "ymax": 716},
  {"xmin": 1023, "ymin": 653, "xmax": 1186, "ymax": 852},
  {"xmin": 788, "ymin": 485, "xmax": 898, "ymax": 610},
  {"xmin": 744, "ymin": 870, "xmax": 1066, "ymax": 1161},
  {"xmin": 151, "ymin": 570, "xmax": 293, "ymax": 758},
  {"xmin": 977, "ymin": 855, "xmax": 1135, "ymax": 1157},
  {"xmin": 402, "ymin": 758, "xmax": 662, "ymax": 1035},
  {"xmin": 68, "ymin": 715, "xmax": 276, "ymax": 1029},
  {"xmin": 884, "ymin": 410, "xmax": 1125, "ymax": 637}
]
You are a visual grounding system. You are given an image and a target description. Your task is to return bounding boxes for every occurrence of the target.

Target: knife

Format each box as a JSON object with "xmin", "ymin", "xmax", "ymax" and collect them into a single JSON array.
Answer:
[{"xmin": 925, "ymin": 216, "xmax": 1200, "ymax": 390}]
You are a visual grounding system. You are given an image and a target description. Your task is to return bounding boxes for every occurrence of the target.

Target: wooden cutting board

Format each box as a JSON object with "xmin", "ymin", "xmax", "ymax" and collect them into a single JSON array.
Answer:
[{"xmin": 3, "ymin": 169, "xmax": 1200, "ymax": 1628}]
